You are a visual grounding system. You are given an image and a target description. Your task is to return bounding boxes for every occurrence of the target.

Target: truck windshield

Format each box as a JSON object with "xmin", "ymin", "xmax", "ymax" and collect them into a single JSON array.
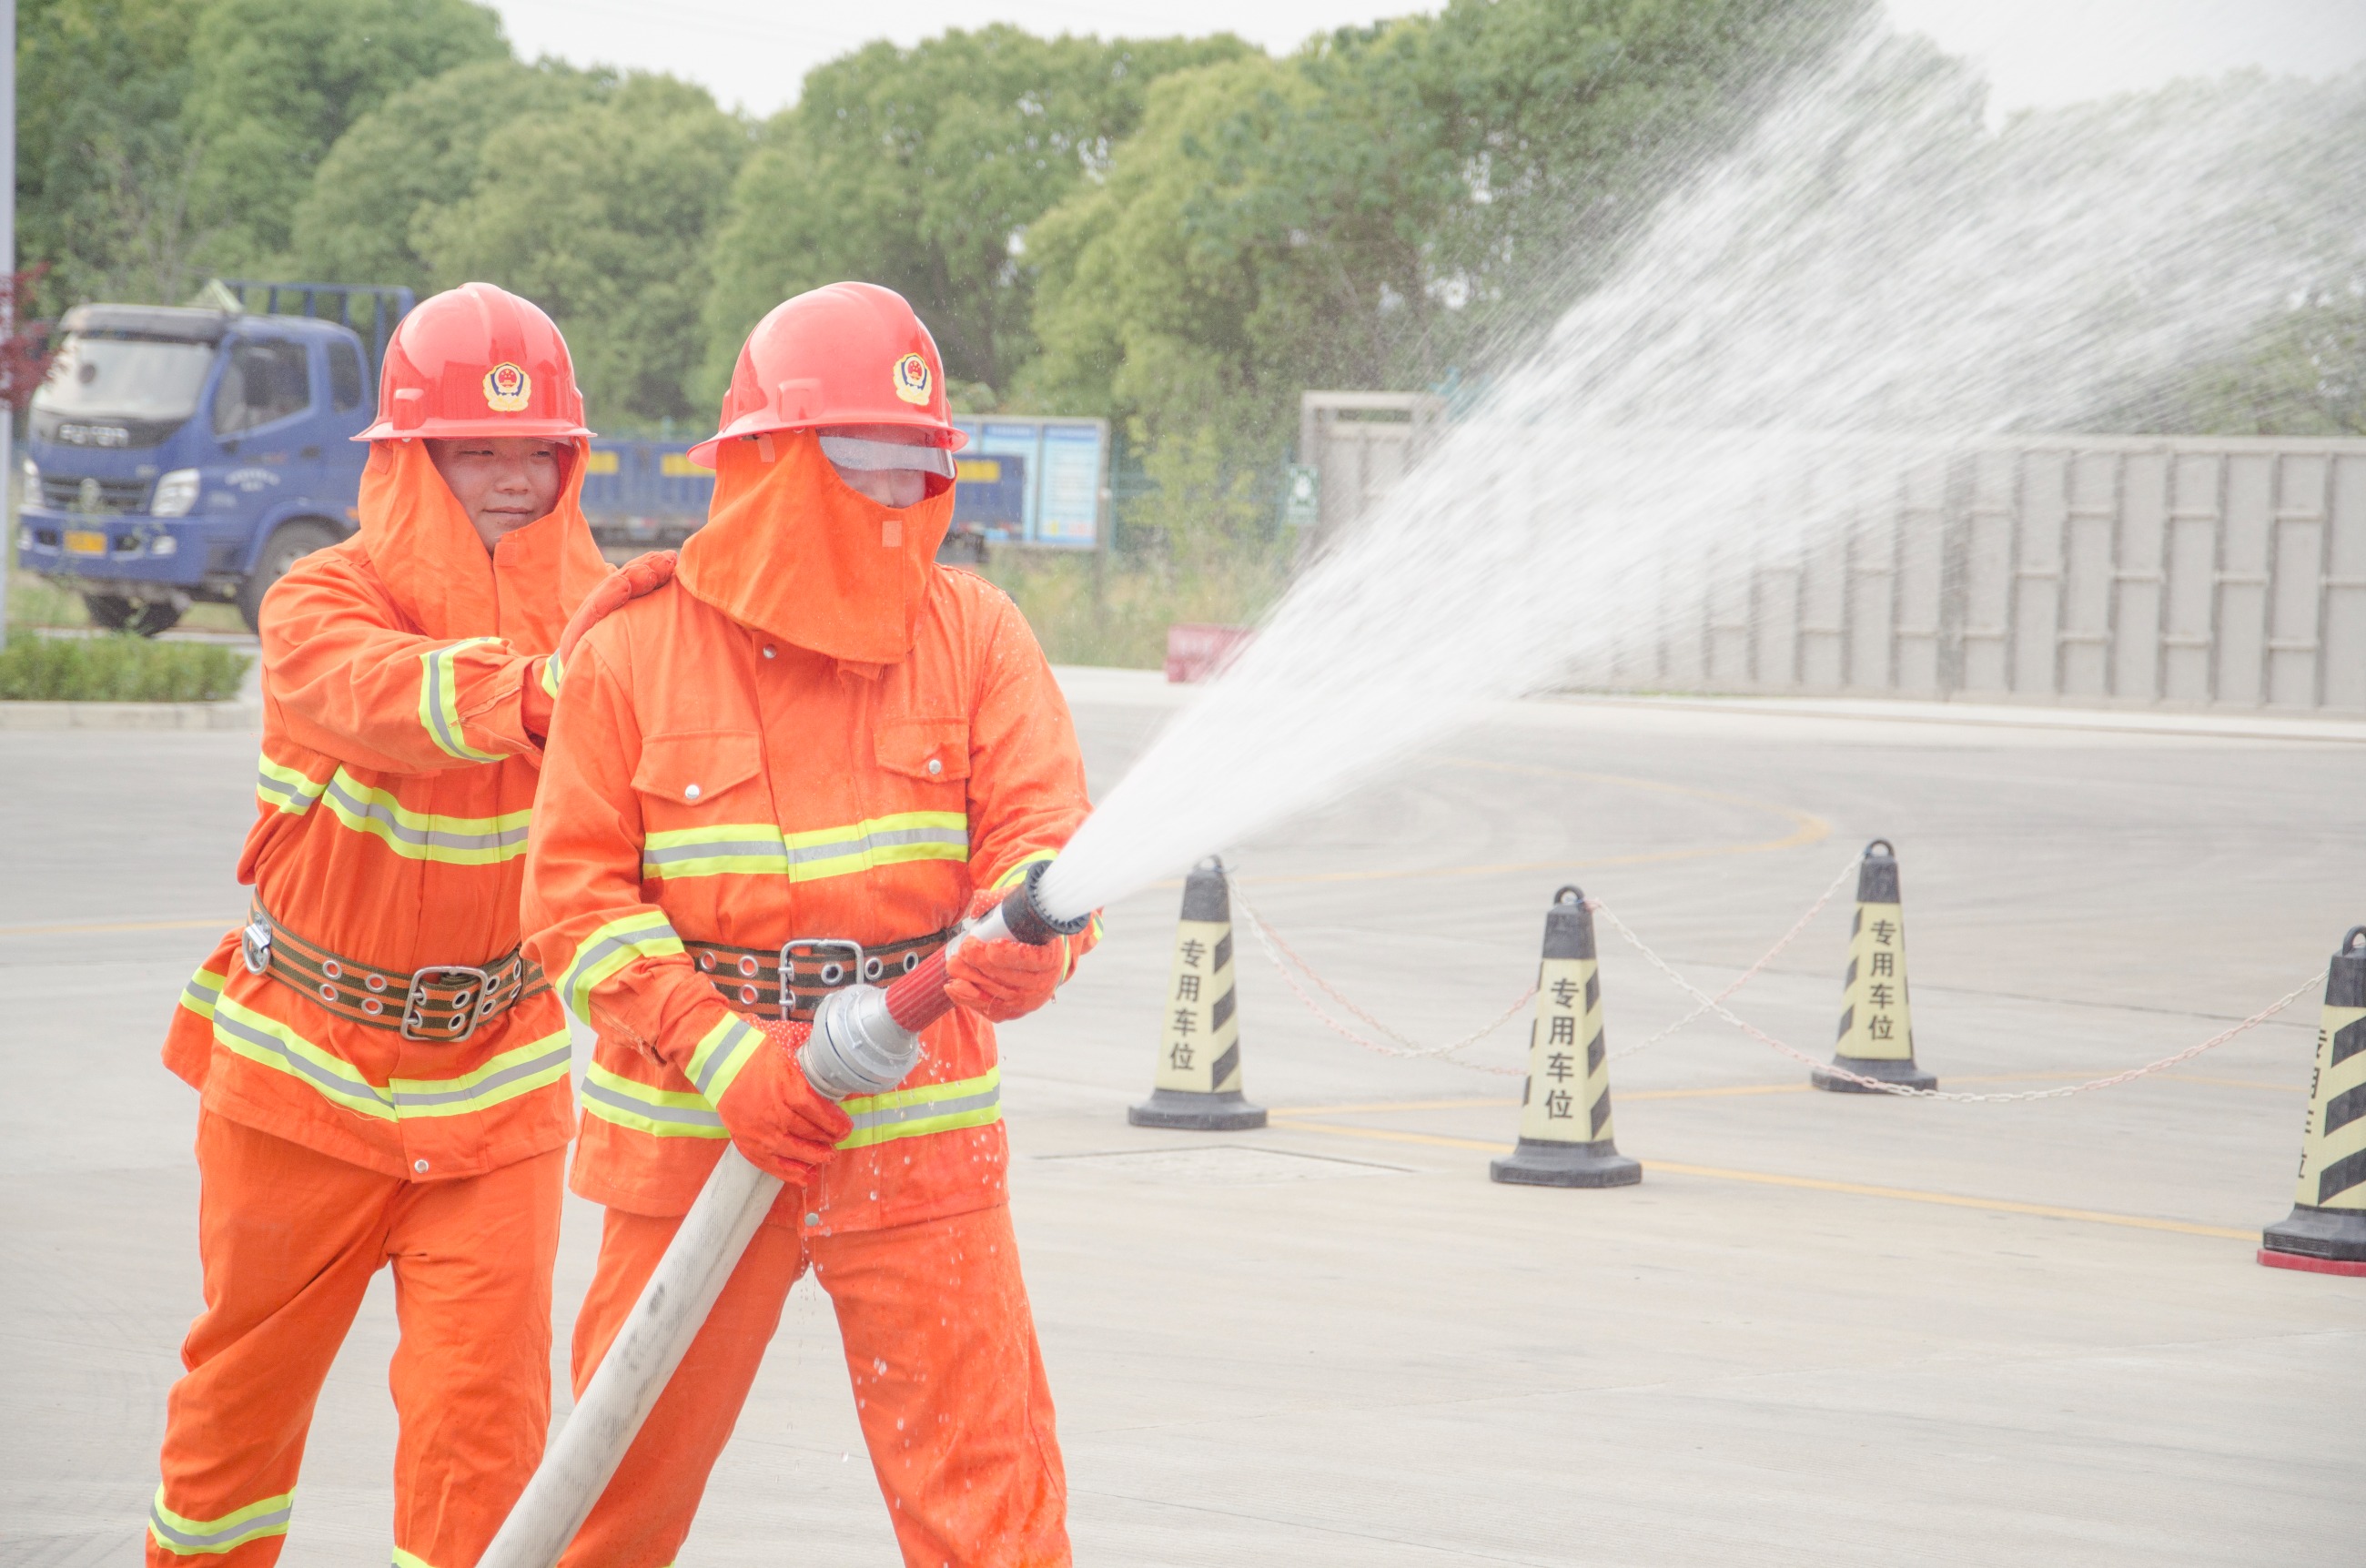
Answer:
[{"xmin": 32, "ymin": 335, "xmax": 217, "ymax": 423}]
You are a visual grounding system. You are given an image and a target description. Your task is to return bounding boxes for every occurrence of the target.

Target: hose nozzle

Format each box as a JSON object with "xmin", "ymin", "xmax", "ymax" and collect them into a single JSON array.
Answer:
[{"xmin": 798, "ymin": 860, "xmax": 1087, "ymax": 1100}]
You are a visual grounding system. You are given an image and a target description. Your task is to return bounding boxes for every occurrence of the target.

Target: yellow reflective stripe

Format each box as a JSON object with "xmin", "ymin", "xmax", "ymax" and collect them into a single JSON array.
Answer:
[
  {"xmin": 150, "ymin": 1484, "xmax": 294, "ymax": 1555},
  {"xmin": 683, "ymin": 1014, "xmax": 764, "ymax": 1103},
  {"xmin": 212, "ymin": 995, "xmax": 395, "ymax": 1119},
  {"xmin": 642, "ymin": 811, "xmax": 968, "ymax": 883},
  {"xmin": 317, "ymin": 767, "xmax": 532, "ymax": 865},
  {"xmin": 560, "ymin": 911, "xmax": 682, "ymax": 1017},
  {"xmin": 580, "ymin": 1061, "xmax": 726, "ymax": 1138},
  {"xmin": 993, "ymin": 849, "xmax": 1057, "ymax": 891},
  {"xmin": 837, "ymin": 1066, "xmax": 1000, "ymax": 1151},
  {"xmin": 212, "ymin": 997, "xmax": 567, "ymax": 1124},
  {"xmin": 179, "ymin": 966, "xmax": 227, "ymax": 1022},
  {"xmin": 256, "ymin": 753, "xmax": 329, "ymax": 816},
  {"xmin": 389, "ymin": 1028, "xmax": 571, "ymax": 1118},
  {"xmin": 579, "ymin": 1062, "xmax": 1000, "ymax": 1152},
  {"xmin": 392, "ymin": 1546, "xmax": 440, "ymax": 1568},
  {"xmin": 538, "ymin": 652, "xmax": 562, "ymax": 698},
  {"xmin": 420, "ymin": 636, "xmax": 506, "ymax": 764}
]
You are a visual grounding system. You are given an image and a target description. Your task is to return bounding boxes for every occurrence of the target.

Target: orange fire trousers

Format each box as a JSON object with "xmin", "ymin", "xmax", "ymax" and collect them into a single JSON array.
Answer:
[
  {"xmin": 149, "ymin": 1112, "xmax": 562, "ymax": 1566},
  {"xmin": 561, "ymin": 1199, "xmax": 1068, "ymax": 1568}
]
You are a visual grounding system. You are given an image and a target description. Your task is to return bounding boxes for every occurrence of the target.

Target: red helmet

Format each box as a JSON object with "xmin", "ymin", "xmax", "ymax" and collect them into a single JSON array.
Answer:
[
  {"xmin": 687, "ymin": 281, "xmax": 966, "ymax": 468},
  {"xmin": 354, "ymin": 281, "xmax": 593, "ymax": 441}
]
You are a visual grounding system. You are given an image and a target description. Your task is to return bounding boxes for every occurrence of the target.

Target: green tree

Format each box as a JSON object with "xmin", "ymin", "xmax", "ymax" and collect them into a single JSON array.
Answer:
[
  {"xmin": 289, "ymin": 57, "xmax": 608, "ymax": 293},
  {"xmin": 1026, "ymin": 0, "xmax": 1860, "ymax": 461},
  {"xmin": 699, "ymin": 25, "xmax": 1252, "ymax": 406},
  {"xmin": 415, "ymin": 75, "xmax": 750, "ymax": 425},
  {"xmin": 180, "ymin": 0, "xmax": 508, "ymax": 272},
  {"xmin": 16, "ymin": 0, "xmax": 207, "ymax": 309}
]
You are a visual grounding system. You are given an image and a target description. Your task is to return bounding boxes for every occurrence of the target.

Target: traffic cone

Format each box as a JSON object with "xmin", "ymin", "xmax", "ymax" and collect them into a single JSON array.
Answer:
[
  {"xmin": 1491, "ymin": 886, "xmax": 1641, "ymax": 1188},
  {"xmin": 2260, "ymin": 926, "xmax": 2366, "ymax": 1276},
  {"xmin": 1129, "ymin": 856, "xmax": 1267, "ymax": 1131},
  {"xmin": 1812, "ymin": 838, "xmax": 1938, "ymax": 1093}
]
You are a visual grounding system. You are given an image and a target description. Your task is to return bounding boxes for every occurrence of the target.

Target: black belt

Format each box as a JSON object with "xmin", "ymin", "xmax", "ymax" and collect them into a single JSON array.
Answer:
[
  {"xmin": 243, "ymin": 900, "xmax": 545, "ymax": 1042},
  {"xmin": 685, "ymin": 927, "xmax": 956, "ymax": 1021}
]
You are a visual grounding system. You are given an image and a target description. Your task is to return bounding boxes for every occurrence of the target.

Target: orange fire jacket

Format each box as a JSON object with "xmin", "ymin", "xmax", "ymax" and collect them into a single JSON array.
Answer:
[
  {"xmin": 520, "ymin": 565, "xmax": 1093, "ymax": 1234},
  {"xmin": 164, "ymin": 440, "xmax": 609, "ymax": 1181}
]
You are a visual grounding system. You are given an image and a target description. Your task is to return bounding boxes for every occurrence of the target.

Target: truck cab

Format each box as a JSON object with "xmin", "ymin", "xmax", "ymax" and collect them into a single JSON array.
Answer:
[{"xmin": 15, "ymin": 282, "xmax": 413, "ymax": 632}]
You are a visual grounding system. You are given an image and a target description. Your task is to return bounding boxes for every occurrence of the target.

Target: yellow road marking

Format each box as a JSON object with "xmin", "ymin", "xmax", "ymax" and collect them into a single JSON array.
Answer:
[
  {"xmin": 0, "ymin": 916, "xmax": 234, "ymax": 937},
  {"xmin": 1270, "ymin": 1098, "xmax": 1513, "ymax": 1116},
  {"xmin": 1266, "ymin": 1117, "xmax": 2251, "ymax": 1240}
]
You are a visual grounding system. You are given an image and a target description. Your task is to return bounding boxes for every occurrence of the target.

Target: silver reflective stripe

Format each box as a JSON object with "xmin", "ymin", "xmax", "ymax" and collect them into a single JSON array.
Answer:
[
  {"xmin": 845, "ymin": 1082, "xmax": 1000, "ymax": 1135},
  {"xmin": 257, "ymin": 770, "xmax": 318, "ymax": 812},
  {"xmin": 818, "ymin": 434, "xmax": 956, "ymax": 476},
  {"xmin": 581, "ymin": 1073, "xmax": 724, "ymax": 1132},
  {"xmin": 212, "ymin": 1007, "xmax": 388, "ymax": 1109},
  {"xmin": 639, "ymin": 822, "xmax": 969, "ymax": 871},
  {"xmin": 322, "ymin": 774, "xmax": 531, "ymax": 856},
  {"xmin": 389, "ymin": 1041, "xmax": 573, "ymax": 1112},
  {"xmin": 150, "ymin": 1496, "xmax": 295, "ymax": 1553},
  {"xmin": 685, "ymin": 1018, "xmax": 760, "ymax": 1100},
  {"xmin": 641, "ymin": 836, "xmax": 783, "ymax": 867},
  {"xmin": 825, "ymin": 824, "xmax": 967, "ymax": 859}
]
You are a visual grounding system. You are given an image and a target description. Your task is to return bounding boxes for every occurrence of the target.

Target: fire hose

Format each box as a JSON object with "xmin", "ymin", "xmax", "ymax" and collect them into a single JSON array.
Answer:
[{"xmin": 478, "ymin": 862, "xmax": 1089, "ymax": 1568}]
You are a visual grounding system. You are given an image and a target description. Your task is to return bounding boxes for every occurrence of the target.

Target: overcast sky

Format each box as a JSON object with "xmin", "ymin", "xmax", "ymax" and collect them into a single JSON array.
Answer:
[{"xmin": 490, "ymin": 0, "xmax": 2366, "ymax": 121}]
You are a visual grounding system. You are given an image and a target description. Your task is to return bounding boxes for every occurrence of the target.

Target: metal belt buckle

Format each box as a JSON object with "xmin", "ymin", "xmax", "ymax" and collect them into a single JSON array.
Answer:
[
  {"xmin": 239, "ymin": 920, "xmax": 273, "ymax": 976},
  {"xmin": 776, "ymin": 938, "xmax": 864, "ymax": 1021},
  {"xmin": 403, "ymin": 964, "xmax": 493, "ymax": 1042}
]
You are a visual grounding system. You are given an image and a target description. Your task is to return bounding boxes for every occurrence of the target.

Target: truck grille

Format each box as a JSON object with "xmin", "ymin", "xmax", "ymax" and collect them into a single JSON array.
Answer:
[{"xmin": 40, "ymin": 475, "xmax": 151, "ymax": 514}]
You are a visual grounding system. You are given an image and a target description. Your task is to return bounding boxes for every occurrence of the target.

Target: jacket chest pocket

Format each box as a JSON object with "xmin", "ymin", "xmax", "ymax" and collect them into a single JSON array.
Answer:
[
  {"xmin": 875, "ymin": 717, "xmax": 969, "ymax": 798},
  {"xmin": 634, "ymin": 731, "xmax": 779, "ymax": 881}
]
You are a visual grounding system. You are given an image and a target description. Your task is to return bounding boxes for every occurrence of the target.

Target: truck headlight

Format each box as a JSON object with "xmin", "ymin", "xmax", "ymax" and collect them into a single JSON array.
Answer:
[
  {"xmin": 150, "ymin": 468, "xmax": 201, "ymax": 518},
  {"xmin": 20, "ymin": 455, "xmax": 36, "ymax": 486},
  {"xmin": 149, "ymin": 533, "xmax": 178, "ymax": 557}
]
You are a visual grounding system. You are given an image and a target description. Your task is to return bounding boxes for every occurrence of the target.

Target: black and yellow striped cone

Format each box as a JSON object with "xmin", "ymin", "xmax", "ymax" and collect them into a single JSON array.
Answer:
[
  {"xmin": 2260, "ymin": 926, "xmax": 2366, "ymax": 1276},
  {"xmin": 1129, "ymin": 856, "xmax": 1267, "ymax": 1131},
  {"xmin": 1812, "ymin": 838, "xmax": 1938, "ymax": 1094},
  {"xmin": 1491, "ymin": 886, "xmax": 1642, "ymax": 1188}
]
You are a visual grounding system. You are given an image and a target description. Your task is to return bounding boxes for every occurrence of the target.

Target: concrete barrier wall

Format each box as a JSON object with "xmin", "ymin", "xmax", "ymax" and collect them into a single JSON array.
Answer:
[{"xmin": 1567, "ymin": 438, "xmax": 2366, "ymax": 714}]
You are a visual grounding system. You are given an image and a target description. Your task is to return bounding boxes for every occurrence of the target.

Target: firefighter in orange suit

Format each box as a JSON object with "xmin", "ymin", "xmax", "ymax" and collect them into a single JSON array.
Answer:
[
  {"xmin": 521, "ymin": 281, "xmax": 1097, "ymax": 1567},
  {"xmin": 147, "ymin": 283, "xmax": 614, "ymax": 1567}
]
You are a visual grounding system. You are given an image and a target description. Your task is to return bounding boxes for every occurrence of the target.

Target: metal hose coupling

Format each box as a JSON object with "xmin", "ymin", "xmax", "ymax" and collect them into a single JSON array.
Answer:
[{"xmin": 798, "ymin": 985, "xmax": 921, "ymax": 1101}]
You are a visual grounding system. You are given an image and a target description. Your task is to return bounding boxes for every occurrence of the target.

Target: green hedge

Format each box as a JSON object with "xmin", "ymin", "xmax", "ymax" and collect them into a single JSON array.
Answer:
[{"xmin": 0, "ymin": 632, "xmax": 253, "ymax": 702}]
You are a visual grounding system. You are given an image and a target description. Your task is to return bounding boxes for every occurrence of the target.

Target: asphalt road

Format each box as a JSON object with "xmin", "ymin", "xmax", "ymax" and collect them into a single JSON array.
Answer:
[{"xmin": 5, "ymin": 673, "xmax": 2361, "ymax": 1566}]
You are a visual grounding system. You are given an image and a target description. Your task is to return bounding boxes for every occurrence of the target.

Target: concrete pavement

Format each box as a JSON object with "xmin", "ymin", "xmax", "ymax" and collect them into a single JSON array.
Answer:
[{"xmin": 3, "ymin": 674, "xmax": 2361, "ymax": 1564}]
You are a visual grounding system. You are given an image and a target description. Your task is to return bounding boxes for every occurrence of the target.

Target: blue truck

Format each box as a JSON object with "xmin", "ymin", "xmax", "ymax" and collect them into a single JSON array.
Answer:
[
  {"xmin": 16, "ymin": 279, "xmax": 416, "ymax": 633},
  {"xmin": 15, "ymin": 280, "xmax": 1105, "ymax": 632}
]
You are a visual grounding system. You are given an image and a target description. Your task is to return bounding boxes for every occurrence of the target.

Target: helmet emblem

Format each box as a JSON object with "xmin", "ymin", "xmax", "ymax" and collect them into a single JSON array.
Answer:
[
  {"xmin": 482, "ymin": 361, "xmax": 532, "ymax": 413},
  {"xmin": 892, "ymin": 352, "xmax": 932, "ymax": 406}
]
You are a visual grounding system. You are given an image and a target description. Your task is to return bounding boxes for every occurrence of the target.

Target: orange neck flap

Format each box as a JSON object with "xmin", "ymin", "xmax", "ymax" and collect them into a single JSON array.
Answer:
[
  {"xmin": 677, "ymin": 430, "xmax": 954, "ymax": 664},
  {"xmin": 357, "ymin": 438, "xmax": 608, "ymax": 652}
]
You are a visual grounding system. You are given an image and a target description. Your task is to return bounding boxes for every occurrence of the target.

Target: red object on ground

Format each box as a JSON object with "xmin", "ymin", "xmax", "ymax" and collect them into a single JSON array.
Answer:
[
  {"xmin": 1165, "ymin": 622, "xmax": 1254, "ymax": 683},
  {"xmin": 2258, "ymin": 1247, "xmax": 2366, "ymax": 1277}
]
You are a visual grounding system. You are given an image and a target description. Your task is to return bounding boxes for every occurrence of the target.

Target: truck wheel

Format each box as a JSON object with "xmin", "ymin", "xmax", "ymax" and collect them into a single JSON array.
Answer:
[
  {"xmin": 82, "ymin": 594, "xmax": 184, "ymax": 636},
  {"xmin": 236, "ymin": 521, "xmax": 339, "ymax": 632}
]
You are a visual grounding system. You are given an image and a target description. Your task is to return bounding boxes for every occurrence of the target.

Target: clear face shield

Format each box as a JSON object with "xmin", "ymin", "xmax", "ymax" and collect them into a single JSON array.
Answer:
[{"xmin": 818, "ymin": 430, "xmax": 956, "ymax": 509}]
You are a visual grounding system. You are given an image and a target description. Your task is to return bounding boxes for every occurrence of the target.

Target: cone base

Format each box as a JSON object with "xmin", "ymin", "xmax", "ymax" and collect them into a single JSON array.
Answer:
[
  {"xmin": 1490, "ymin": 1137, "xmax": 1642, "ymax": 1189},
  {"xmin": 1811, "ymin": 1054, "xmax": 1937, "ymax": 1094},
  {"xmin": 1128, "ymin": 1087, "xmax": 1268, "ymax": 1131},
  {"xmin": 2260, "ymin": 1203, "xmax": 2366, "ymax": 1266}
]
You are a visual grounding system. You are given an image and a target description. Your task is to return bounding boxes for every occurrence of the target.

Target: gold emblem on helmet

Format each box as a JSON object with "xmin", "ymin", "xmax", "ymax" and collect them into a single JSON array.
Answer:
[
  {"xmin": 892, "ymin": 352, "xmax": 932, "ymax": 406},
  {"xmin": 482, "ymin": 362, "xmax": 532, "ymax": 413}
]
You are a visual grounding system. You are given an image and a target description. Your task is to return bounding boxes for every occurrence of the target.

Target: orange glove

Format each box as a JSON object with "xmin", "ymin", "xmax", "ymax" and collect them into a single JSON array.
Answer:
[
  {"xmin": 699, "ymin": 1017, "xmax": 851, "ymax": 1185},
  {"xmin": 945, "ymin": 888, "xmax": 1071, "ymax": 1023},
  {"xmin": 555, "ymin": 550, "xmax": 677, "ymax": 674}
]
